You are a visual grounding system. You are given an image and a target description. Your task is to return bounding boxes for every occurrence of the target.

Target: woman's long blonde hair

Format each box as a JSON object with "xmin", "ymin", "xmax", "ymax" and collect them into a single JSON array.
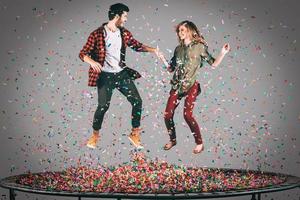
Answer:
[{"xmin": 176, "ymin": 20, "xmax": 207, "ymax": 46}]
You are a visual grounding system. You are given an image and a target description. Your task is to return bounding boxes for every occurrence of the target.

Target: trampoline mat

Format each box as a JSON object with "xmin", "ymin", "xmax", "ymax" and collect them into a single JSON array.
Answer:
[{"xmin": 2, "ymin": 155, "xmax": 299, "ymax": 197}]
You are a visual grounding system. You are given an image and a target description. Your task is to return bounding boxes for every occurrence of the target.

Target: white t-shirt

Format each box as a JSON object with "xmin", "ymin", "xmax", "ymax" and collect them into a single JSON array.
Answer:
[{"xmin": 102, "ymin": 25, "xmax": 123, "ymax": 73}]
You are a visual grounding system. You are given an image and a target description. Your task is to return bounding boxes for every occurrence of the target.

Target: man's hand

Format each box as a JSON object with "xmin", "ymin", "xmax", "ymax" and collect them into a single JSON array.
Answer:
[
  {"xmin": 83, "ymin": 55, "xmax": 102, "ymax": 73},
  {"xmin": 90, "ymin": 61, "xmax": 102, "ymax": 73}
]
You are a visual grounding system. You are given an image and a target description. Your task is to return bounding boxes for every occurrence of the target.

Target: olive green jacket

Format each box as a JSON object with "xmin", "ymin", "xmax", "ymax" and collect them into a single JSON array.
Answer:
[{"xmin": 168, "ymin": 41, "xmax": 215, "ymax": 95}]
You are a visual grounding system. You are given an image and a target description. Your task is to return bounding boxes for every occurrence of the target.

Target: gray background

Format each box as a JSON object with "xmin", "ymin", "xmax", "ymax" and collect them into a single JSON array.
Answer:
[{"xmin": 0, "ymin": 0, "xmax": 299, "ymax": 199}]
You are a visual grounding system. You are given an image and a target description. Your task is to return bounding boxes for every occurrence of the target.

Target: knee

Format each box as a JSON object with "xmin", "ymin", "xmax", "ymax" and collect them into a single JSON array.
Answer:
[
  {"xmin": 131, "ymin": 97, "xmax": 142, "ymax": 107},
  {"xmin": 183, "ymin": 111, "xmax": 193, "ymax": 122},
  {"xmin": 97, "ymin": 102, "xmax": 110, "ymax": 113},
  {"xmin": 164, "ymin": 111, "xmax": 173, "ymax": 121}
]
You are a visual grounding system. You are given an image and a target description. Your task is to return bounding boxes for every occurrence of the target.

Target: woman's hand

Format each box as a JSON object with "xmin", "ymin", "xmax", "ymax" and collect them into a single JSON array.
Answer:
[
  {"xmin": 221, "ymin": 43, "xmax": 230, "ymax": 55},
  {"xmin": 211, "ymin": 43, "xmax": 230, "ymax": 67},
  {"xmin": 155, "ymin": 49, "xmax": 169, "ymax": 67}
]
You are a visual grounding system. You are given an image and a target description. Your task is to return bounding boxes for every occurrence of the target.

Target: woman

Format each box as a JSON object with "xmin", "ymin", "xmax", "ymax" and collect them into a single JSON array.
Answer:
[{"xmin": 158, "ymin": 21, "xmax": 230, "ymax": 154}]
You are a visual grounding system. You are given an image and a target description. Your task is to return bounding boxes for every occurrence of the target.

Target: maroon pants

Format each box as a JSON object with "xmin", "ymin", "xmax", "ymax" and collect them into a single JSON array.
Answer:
[{"xmin": 164, "ymin": 82, "xmax": 202, "ymax": 145}]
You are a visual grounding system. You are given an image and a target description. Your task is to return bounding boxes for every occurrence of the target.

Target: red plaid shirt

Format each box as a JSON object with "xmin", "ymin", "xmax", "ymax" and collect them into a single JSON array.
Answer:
[{"xmin": 79, "ymin": 23, "xmax": 148, "ymax": 87}]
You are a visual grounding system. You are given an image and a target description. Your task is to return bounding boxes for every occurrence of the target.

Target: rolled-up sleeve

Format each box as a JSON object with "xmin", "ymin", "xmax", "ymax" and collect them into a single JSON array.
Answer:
[
  {"xmin": 168, "ymin": 47, "xmax": 178, "ymax": 72},
  {"xmin": 124, "ymin": 30, "xmax": 147, "ymax": 52},
  {"xmin": 79, "ymin": 31, "xmax": 96, "ymax": 62},
  {"xmin": 199, "ymin": 44, "xmax": 215, "ymax": 66}
]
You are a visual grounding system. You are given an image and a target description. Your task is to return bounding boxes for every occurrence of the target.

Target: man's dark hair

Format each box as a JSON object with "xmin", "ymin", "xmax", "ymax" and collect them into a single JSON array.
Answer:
[{"xmin": 108, "ymin": 3, "xmax": 129, "ymax": 20}]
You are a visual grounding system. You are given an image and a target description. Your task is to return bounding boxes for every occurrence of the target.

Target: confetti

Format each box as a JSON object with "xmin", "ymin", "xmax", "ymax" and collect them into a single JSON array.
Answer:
[{"xmin": 16, "ymin": 154, "xmax": 286, "ymax": 193}]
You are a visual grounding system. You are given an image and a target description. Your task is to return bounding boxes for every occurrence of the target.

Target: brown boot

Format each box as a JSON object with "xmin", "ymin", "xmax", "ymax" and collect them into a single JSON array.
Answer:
[
  {"xmin": 86, "ymin": 131, "xmax": 100, "ymax": 149},
  {"xmin": 163, "ymin": 140, "xmax": 177, "ymax": 150},
  {"xmin": 128, "ymin": 127, "xmax": 143, "ymax": 149}
]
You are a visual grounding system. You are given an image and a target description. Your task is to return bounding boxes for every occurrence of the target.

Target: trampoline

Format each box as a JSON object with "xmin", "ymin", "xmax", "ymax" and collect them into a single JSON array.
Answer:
[{"xmin": 1, "ymin": 157, "xmax": 299, "ymax": 200}]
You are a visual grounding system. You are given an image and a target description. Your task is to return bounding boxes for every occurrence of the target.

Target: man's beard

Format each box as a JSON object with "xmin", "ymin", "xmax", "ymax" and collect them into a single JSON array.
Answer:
[{"xmin": 116, "ymin": 19, "xmax": 124, "ymax": 27}]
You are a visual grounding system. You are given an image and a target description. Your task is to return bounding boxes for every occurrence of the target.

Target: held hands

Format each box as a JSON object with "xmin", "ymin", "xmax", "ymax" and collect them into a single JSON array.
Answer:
[
  {"xmin": 154, "ymin": 47, "xmax": 168, "ymax": 67},
  {"xmin": 221, "ymin": 43, "xmax": 230, "ymax": 55}
]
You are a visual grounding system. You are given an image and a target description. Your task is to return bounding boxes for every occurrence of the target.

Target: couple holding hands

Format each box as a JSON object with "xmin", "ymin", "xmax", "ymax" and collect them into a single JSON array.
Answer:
[{"xmin": 79, "ymin": 3, "xmax": 230, "ymax": 154}]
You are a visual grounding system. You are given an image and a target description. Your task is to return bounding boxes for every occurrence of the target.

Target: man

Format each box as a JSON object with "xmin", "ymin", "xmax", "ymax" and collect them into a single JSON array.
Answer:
[{"xmin": 79, "ymin": 3, "xmax": 160, "ymax": 149}]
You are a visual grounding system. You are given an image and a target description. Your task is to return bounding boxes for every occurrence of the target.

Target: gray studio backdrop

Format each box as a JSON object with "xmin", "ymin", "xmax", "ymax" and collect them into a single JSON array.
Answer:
[{"xmin": 0, "ymin": 0, "xmax": 299, "ymax": 199}]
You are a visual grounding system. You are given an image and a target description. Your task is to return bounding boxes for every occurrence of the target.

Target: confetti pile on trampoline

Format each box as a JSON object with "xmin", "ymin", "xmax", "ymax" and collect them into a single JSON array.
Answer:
[{"xmin": 16, "ymin": 154, "xmax": 286, "ymax": 194}]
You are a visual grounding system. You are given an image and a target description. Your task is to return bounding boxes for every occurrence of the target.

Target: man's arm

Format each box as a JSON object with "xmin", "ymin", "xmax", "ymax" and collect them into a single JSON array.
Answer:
[
  {"xmin": 124, "ymin": 29, "xmax": 158, "ymax": 53},
  {"xmin": 79, "ymin": 32, "xmax": 96, "ymax": 61},
  {"xmin": 82, "ymin": 55, "xmax": 102, "ymax": 73},
  {"xmin": 79, "ymin": 31, "xmax": 102, "ymax": 73},
  {"xmin": 141, "ymin": 45, "xmax": 157, "ymax": 53}
]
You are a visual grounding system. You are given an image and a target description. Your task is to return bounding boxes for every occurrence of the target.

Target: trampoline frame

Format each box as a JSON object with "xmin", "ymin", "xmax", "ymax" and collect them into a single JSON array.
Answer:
[{"xmin": 1, "ymin": 171, "xmax": 299, "ymax": 200}]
